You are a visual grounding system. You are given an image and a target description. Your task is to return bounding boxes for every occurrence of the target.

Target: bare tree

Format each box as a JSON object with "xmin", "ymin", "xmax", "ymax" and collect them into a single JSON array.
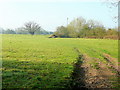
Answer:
[
  {"xmin": 102, "ymin": 0, "xmax": 119, "ymax": 23},
  {"xmin": 24, "ymin": 21, "xmax": 41, "ymax": 35}
]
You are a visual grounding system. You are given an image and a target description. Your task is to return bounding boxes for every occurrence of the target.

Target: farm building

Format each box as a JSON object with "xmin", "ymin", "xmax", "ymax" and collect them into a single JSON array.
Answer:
[{"xmin": 49, "ymin": 34, "xmax": 58, "ymax": 38}]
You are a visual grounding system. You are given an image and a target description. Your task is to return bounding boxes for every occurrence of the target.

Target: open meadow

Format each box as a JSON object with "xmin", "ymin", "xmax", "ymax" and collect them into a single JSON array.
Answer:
[{"xmin": 2, "ymin": 34, "xmax": 119, "ymax": 88}]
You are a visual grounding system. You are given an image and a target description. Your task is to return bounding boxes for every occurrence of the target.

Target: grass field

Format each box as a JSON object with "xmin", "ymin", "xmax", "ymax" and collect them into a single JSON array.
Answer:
[{"xmin": 2, "ymin": 34, "xmax": 118, "ymax": 88}]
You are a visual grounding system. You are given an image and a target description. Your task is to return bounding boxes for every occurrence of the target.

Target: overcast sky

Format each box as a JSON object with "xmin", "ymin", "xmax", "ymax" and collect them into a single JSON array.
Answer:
[{"xmin": 0, "ymin": 0, "xmax": 118, "ymax": 31}]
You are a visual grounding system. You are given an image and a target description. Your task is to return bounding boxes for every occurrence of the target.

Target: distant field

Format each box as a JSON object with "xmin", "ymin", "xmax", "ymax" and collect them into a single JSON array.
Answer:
[{"xmin": 2, "ymin": 34, "xmax": 118, "ymax": 88}]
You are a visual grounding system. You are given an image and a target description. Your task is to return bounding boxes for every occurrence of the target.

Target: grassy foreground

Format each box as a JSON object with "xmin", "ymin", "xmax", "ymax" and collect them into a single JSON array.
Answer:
[{"xmin": 2, "ymin": 34, "xmax": 118, "ymax": 88}]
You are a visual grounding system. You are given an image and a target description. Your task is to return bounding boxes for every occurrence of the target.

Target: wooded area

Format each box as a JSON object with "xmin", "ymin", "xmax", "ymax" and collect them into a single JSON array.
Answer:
[{"xmin": 54, "ymin": 17, "xmax": 118, "ymax": 39}]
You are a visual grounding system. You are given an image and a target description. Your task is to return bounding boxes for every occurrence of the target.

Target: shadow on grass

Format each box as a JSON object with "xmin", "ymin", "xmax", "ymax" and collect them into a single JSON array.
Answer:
[
  {"xmin": 63, "ymin": 48, "xmax": 88, "ymax": 89},
  {"xmin": 2, "ymin": 59, "xmax": 74, "ymax": 89},
  {"xmin": 70, "ymin": 54, "xmax": 86, "ymax": 89}
]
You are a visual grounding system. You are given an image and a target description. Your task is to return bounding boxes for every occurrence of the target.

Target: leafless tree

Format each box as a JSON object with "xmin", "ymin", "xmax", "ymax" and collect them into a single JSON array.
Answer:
[
  {"xmin": 24, "ymin": 21, "xmax": 41, "ymax": 35},
  {"xmin": 102, "ymin": 0, "xmax": 119, "ymax": 23}
]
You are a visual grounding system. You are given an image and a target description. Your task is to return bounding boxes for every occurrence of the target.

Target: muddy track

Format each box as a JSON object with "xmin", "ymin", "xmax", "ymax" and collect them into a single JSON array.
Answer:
[
  {"xmin": 103, "ymin": 53, "xmax": 120, "ymax": 76},
  {"xmin": 69, "ymin": 48, "xmax": 119, "ymax": 89}
]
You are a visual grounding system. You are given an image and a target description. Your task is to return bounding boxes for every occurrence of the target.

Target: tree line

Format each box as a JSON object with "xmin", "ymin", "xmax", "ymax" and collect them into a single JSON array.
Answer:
[
  {"xmin": 54, "ymin": 17, "xmax": 118, "ymax": 39},
  {"xmin": 0, "ymin": 19, "xmax": 118, "ymax": 39},
  {"xmin": 0, "ymin": 22, "xmax": 53, "ymax": 35}
]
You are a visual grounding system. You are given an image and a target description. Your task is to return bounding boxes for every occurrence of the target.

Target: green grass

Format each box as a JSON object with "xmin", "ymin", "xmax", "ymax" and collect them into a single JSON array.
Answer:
[{"xmin": 2, "ymin": 34, "xmax": 118, "ymax": 88}]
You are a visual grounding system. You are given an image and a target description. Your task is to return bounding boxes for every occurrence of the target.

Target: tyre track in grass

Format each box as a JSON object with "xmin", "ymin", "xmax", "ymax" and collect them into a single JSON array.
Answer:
[
  {"xmin": 103, "ymin": 53, "xmax": 120, "ymax": 76},
  {"xmin": 70, "ymin": 48, "xmax": 86, "ymax": 89},
  {"xmin": 69, "ymin": 48, "xmax": 118, "ymax": 89},
  {"xmin": 102, "ymin": 53, "xmax": 120, "ymax": 88},
  {"xmin": 62, "ymin": 48, "xmax": 87, "ymax": 89}
]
